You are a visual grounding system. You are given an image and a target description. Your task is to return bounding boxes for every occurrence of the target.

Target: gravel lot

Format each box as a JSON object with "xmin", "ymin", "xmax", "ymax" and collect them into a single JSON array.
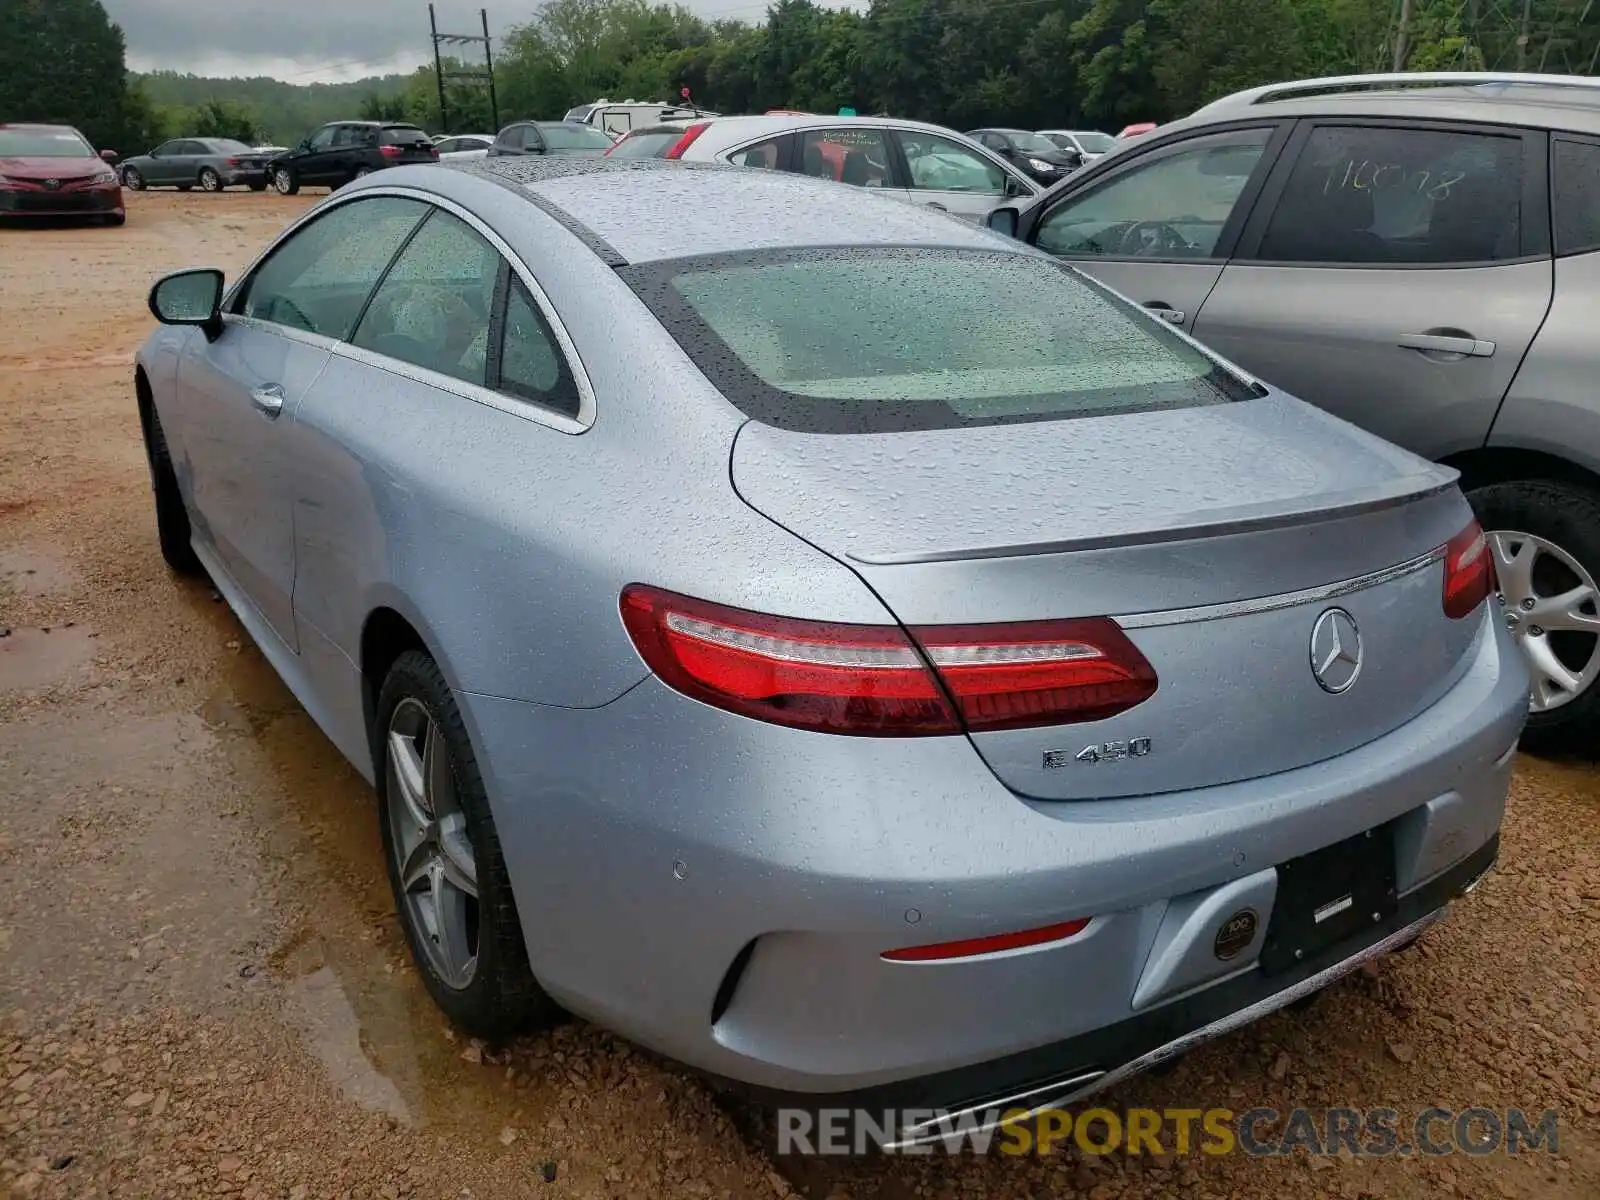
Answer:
[{"xmin": 1, "ymin": 188, "xmax": 1598, "ymax": 1200}]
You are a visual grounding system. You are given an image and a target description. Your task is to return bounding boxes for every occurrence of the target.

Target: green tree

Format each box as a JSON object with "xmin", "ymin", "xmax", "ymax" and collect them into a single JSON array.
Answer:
[
  {"xmin": 189, "ymin": 98, "xmax": 263, "ymax": 143},
  {"xmin": 0, "ymin": 0, "xmax": 149, "ymax": 153}
]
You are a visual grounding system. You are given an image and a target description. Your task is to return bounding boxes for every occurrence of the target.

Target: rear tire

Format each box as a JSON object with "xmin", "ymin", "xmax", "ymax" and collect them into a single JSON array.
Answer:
[
  {"xmin": 142, "ymin": 403, "xmax": 201, "ymax": 575},
  {"xmin": 104, "ymin": 212, "xmax": 126, "ymax": 227},
  {"xmin": 272, "ymin": 167, "xmax": 299, "ymax": 196},
  {"xmin": 354, "ymin": 166, "xmax": 373, "ymax": 180},
  {"xmin": 375, "ymin": 651, "xmax": 558, "ymax": 1039},
  {"xmin": 1468, "ymin": 478, "xmax": 1600, "ymax": 754},
  {"xmin": 199, "ymin": 167, "xmax": 222, "ymax": 192}
]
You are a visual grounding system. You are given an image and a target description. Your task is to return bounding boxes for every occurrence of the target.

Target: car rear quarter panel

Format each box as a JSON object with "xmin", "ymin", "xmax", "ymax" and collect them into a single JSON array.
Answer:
[
  {"xmin": 1489, "ymin": 248, "xmax": 1600, "ymax": 478},
  {"xmin": 286, "ymin": 170, "xmax": 902, "ymax": 712}
]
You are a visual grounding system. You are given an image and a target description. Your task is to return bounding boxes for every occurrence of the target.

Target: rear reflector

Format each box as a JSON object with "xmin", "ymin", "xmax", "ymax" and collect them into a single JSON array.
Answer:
[
  {"xmin": 1442, "ymin": 519, "xmax": 1494, "ymax": 619},
  {"xmin": 619, "ymin": 585, "xmax": 1157, "ymax": 736},
  {"xmin": 663, "ymin": 122, "xmax": 710, "ymax": 160},
  {"xmin": 882, "ymin": 918, "xmax": 1091, "ymax": 962}
]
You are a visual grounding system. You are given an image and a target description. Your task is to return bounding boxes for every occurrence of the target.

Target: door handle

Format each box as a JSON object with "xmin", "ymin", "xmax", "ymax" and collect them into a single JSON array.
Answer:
[
  {"xmin": 1144, "ymin": 301, "xmax": 1186, "ymax": 325},
  {"xmin": 925, "ymin": 202, "xmax": 948, "ymax": 211},
  {"xmin": 250, "ymin": 384, "xmax": 285, "ymax": 418},
  {"xmin": 1398, "ymin": 332, "xmax": 1496, "ymax": 358}
]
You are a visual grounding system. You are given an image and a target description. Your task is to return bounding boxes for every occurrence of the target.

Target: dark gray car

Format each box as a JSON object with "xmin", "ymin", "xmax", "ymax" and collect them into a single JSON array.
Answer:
[
  {"xmin": 119, "ymin": 138, "xmax": 270, "ymax": 192},
  {"xmin": 985, "ymin": 71, "xmax": 1600, "ymax": 750}
]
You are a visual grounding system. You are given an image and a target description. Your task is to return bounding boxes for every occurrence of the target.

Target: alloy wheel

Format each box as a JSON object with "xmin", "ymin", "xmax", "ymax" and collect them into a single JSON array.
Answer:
[
  {"xmin": 200, "ymin": 169, "xmax": 221, "ymax": 191},
  {"xmin": 274, "ymin": 169, "xmax": 292, "ymax": 194},
  {"xmin": 1489, "ymin": 529, "xmax": 1600, "ymax": 711},
  {"xmin": 385, "ymin": 697, "xmax": 480, "ymax": 989}
]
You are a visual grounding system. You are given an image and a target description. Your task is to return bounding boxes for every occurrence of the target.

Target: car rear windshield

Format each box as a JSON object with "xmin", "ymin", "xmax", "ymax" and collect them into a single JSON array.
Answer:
[
  {"xmin": 380, "ymin": 126, "xmax": 431, "ymax": 146},
  {"xmin": 0, "ymin": 128, "xmax": 93, "ymax": 157},
  {"xmin": 211, "ymin": 139, "xmax": 253, "ymax": 154},
  {"xmin": 539, "ymin": 123, "xmax": 616, "ymax": 150},
  {"xmin": 606, "ymin": 127, "xmax": 685, "ymax": 158},
  {"xmin": 620, "ymin": 247, "xmax": 1260, "ymax": 434},
  {"xmin": 564, "ymin": 105, "xmax": 596, "ymax": 123}
]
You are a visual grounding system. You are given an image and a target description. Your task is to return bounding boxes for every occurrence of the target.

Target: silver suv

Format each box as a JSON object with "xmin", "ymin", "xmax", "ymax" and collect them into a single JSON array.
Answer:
[{"xmin": 986, "ymin": 72, "xmax": 1600, "ymax": 751}]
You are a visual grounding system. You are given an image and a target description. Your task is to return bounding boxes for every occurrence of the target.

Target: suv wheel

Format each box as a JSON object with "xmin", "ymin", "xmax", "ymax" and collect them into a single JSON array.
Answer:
[
  {"xmin": 354, "ymin": 166, "xmax": 374, "ymax": 179},
  {"xmin": 272, "ymin": 166, "xmax": 299, "ymax": 196},
  {"xmin": 1469, "ymin": 479, "xmax": 1600, "ymax": 752}
]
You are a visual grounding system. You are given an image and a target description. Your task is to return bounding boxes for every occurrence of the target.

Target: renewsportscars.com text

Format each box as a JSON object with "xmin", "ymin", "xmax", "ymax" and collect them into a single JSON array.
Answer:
[{"xmin": 775, "ymin": 1106, "xmax": 1560, "ymax": 1157}]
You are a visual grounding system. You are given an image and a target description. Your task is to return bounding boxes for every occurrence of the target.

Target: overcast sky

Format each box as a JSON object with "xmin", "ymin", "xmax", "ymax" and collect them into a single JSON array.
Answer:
[{"xmin": 104, "ymin": 0, "xmax": 806, "ymax": 82}]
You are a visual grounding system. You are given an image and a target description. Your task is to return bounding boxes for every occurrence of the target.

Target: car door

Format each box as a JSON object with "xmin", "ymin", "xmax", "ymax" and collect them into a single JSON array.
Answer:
[
  {"xmin": 172, "ymin": 195, "xmax": 431, "ymax": 651},
  {"xmin": 1192, "ymin": 118, "xmax": 1553, "ymax": 458},
  {"xmin": 791, "ymin": 126, "xmax": 908, "ymax": 201},
  {"xmin": 297, "ymin": 124, "xmax": 342, "ymax": 184},
  {"xmin": 1024, "ymin": 123, "xmax": 1288, "ymax": 332},
  {"xmin": 892, "ymin": 129, "xmax": 1031, "ymax": 221},
  {"xmin": 147, "ymin": 139, "xmax": 185, "ymax": 185}
]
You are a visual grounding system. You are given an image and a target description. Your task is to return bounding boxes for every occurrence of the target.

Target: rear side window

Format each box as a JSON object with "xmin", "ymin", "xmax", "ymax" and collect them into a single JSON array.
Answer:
[
  {"xmin": 497, "ymin": 277, "xmax": 582, "ymax": 417},
  {"xmin": 237, "ymin": 197, "xmax": 430, "ymax": 339},
  {"xmin": 1256, "ymin": 125, "xmax": 1525, "ymax": 265},
  {"xmin": 540, "ymin": 123, "xmax": 614, "ymax": 151},
  {"xmin": 620, "ymin": 247, "xmax": 1258, "ymax": 434},
  {"xmin": 381, "ymin": 126, "xmax": 430, "ymax": 146},
  {"xmin": 1553, "ymin": 139, "xmax": 1600, "ymax": 257},
  {"xmin": 798, "ymin": 129, "xmax": 893, "ymax": 188}
]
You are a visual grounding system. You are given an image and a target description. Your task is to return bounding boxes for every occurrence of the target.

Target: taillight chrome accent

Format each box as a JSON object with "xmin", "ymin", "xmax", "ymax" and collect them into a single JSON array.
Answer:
[
  {"xmin": 619, "ymin": 585, "xmax": 1157, "ymax": 736},
  {"xmin": 1442, "ymin": 519, "xmax": 1494, "ymax": 619}
]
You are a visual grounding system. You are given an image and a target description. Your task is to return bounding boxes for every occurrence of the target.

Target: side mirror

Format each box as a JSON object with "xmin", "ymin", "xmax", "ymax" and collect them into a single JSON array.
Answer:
[
  {"xmin": 149, "ymin": 269, "xmax": 225, "ymax": 341},
  {"xmin": 99, "ymin": 149, "xmax": 119, "ymax": 163},
  {"xmin": 986, "ymin": 206, "xmax": 1020, "ymax": 239}
]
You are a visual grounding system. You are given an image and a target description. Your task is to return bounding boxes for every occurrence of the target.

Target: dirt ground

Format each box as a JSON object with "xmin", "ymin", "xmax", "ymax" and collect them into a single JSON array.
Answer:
[{"xmin": 1, "ymin": 188, "xmax": 1598, "ymax": 1200}]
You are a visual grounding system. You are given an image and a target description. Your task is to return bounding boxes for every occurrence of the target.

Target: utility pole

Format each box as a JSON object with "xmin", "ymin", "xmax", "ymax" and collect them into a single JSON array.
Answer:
[
  {"xmin": 1393, "ymin": 0, "xmax": 1413, "ymax": 71},
  {"xmin": 429, "ymin": 6, "xmax": 499, "ymax": 136}
]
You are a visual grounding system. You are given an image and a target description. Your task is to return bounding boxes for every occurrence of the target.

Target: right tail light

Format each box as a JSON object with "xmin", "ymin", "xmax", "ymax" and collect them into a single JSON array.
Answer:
[{"xmin": 1442, "ymin": 519, "xmax": 1495, "ymax": 619}]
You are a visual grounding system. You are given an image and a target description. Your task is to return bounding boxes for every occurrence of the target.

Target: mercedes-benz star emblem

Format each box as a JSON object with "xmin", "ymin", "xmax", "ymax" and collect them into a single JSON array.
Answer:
[{"xmin": 1310, "ymin": 607, "xmax": 1362, "ymax": 694}]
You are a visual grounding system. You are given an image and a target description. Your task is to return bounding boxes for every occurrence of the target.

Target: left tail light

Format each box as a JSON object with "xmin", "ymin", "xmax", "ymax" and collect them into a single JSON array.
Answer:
[
  {"xmin": 619, "ymin": 585, "xmax": 1157, "ymax": 736},
  {"xmin": 1442, "ymin": 519, "xmax": 1495, "ymax": 619},
  {"xmin": 663, "ymin": 122, "xmax": 710, "ymax": 160},
  {"xmin": 379, "ymin": 144, "xmax": 402, "ymax": 158}
]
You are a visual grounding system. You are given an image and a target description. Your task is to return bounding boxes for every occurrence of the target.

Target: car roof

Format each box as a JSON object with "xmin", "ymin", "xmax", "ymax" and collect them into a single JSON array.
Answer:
[
  {"xmin": 451, "ymin": 157, "xmax": 1015, "ymax": 264},
  {"xmin": 1181, "ymin": 71, "xmax": 1600, "ymax": 136},
  {"xmin": 0, "ymin": 122, "xmax": 81, "ymax": 132},
  {"xmin": 671, "ymin": 114, "xmax": 981, "ymax": 139}
]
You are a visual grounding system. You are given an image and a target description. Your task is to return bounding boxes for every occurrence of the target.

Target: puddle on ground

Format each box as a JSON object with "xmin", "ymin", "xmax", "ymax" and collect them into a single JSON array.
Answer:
[
  {"xmin": 286, "ymin": 965, "xmax": 414, "ymax": 1126},
  {"xmin": 0, "ymin": 545, "xmax": 78, "ymax": 596},
  {"xmin": 0, "ymin": 624, "xmax": 96, "ymax": 691}
]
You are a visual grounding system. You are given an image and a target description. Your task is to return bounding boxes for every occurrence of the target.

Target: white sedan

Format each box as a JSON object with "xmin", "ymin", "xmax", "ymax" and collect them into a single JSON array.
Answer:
[
  {"xmin": 606, "ymin": 114, "xmax": 1041, "ymax": 223},
  {"xmin": 433, "ymin": 134, "xmax": 494, "ymax": 162}
]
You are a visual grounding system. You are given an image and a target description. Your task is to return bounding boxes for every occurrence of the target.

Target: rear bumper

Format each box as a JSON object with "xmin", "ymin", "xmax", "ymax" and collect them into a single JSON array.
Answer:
[
  {"xmin": 0, "ymin": 186, "xmax": 122, "ymax": 216},
  {"xmin": 458, "ymin": 608, "xmax": 1526, "ymax": 1097}
]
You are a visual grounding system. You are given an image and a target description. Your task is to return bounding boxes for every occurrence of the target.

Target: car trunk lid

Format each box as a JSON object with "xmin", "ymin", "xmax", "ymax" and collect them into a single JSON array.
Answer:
[{"xmin": 730, "ymin": 394, "xmax": 1486, "ymax": 799}]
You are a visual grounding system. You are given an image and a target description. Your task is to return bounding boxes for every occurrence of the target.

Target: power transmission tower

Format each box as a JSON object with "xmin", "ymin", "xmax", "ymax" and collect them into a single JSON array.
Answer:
[{"xmin": 428, "ymin": 5, "xmax": 500, "ymax": 135}]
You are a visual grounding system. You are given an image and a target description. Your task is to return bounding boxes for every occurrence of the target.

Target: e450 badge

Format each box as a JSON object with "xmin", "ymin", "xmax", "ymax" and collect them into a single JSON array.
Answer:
[{"xmin": 1043, "ymin": 737, "xmax": 1152, "ymax": 769}]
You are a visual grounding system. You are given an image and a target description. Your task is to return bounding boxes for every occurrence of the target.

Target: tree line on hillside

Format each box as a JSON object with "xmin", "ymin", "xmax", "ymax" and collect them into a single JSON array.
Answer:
[{"xmin": 6, "ymin": 0, "xmax": 1600, "ymax": 154}]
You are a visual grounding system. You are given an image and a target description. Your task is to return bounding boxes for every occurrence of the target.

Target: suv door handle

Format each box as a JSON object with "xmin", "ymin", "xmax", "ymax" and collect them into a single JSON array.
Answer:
[
  {"xmin": 1144, "ymin": 301, "xmax": 1186, "ymax": 325},
  {"xmin": 1398, "ymin": 332, "xmax": 1496, "ymax": 358},
  {"xmin": 250, "ymin": 384, "xmax": 285, "ymax": 418}
]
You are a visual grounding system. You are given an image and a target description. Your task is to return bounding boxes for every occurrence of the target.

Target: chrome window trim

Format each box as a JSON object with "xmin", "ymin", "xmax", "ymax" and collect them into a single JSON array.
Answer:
[
  {"xmin": 1116, "ymin": 546, "xmax": 1446, "ymax": 629},
  {"xmin": 220, "ymin": 183, "xmax": 597, "ymax": 433}
]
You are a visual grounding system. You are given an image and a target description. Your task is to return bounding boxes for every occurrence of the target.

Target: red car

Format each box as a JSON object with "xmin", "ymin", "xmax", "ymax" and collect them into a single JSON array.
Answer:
[{"xmin": 0, "ymin": 123, "xmax": 125, "ymax": 226}]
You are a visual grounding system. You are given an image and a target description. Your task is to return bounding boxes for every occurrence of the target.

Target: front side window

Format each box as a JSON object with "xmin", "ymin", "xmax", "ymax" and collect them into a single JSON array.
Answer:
[
  {"xmin": 498, "ymin": 278, "xmax": 581, "ymax": 416},
  {"xmin": 1037, "ymin": 128, "xmax": 1271, "ymax": 259},
  {"xmin": 1255, "ymin": 124, "xmax": 1525, "ymax": 265},
  {"xmin": 351, "ymin": 209, "xmax": 501, "ymax": 385},
  {"xmin": 897, "ymin": 132, "xmax": 1005, "ymax": 195},
  {"xmin": 1553, "ymin": 139, "xmax": 1600, "ymax": 258},
  {"xmin": 307, "ymin": 126, "xmax": 338, "ymax": 151},
  {"xmin": 237, "ymin": 197, "xmax": 429, "ymax": 338},
  {"xmin": 621, "ymin": 247, "xmax": 1258, "ymax": 434},
  {"xmin": 798, "ymin": 129, "xmax": 892, "ymax": 187},
  {"xmin": 154, "ymin": 140, "xmax": 184, "ymax": 157}
]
